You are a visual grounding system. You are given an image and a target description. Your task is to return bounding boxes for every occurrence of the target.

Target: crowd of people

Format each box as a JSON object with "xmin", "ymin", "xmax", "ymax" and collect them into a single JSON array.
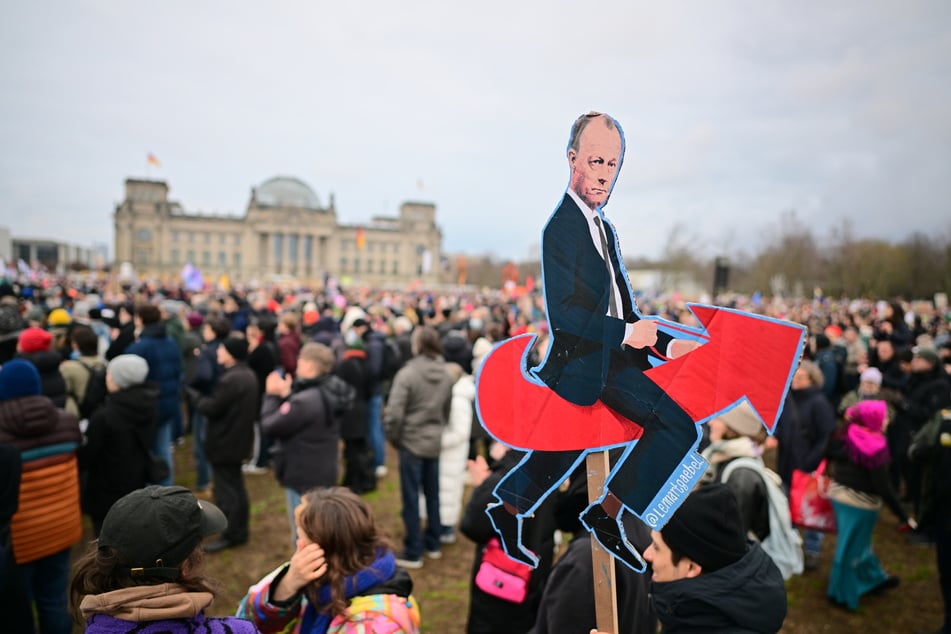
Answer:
[{"xmin": 1, "ymin": 274, "xmax": 950, "ymax": 632}]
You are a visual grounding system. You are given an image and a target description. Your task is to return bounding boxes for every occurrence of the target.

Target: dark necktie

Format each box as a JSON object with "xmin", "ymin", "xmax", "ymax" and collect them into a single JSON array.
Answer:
[{"xmin": 593, "ymin": 216, "xmax": 619, "ymax": 318}]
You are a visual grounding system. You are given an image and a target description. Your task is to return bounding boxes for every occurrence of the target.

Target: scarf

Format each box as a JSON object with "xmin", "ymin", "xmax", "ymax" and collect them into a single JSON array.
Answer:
[
  {"xmin": 300, "ymin": 550, "xmax": 395, "ymax": 634},
  {"xmin": 843, "ymin": 400, "xmax": 890, "ymax": 469}
]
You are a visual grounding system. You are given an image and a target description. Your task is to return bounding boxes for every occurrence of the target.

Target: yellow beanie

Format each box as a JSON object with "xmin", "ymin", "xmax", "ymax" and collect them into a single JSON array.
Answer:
[{"xmin": 47, "ymin": 308, "xmax": 71, "ymax": 326}]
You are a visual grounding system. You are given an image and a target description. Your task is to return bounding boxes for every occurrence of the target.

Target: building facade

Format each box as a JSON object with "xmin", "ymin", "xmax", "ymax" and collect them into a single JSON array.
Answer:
[
  {"xmin": 11, "ymin": 236, "xmax": 98, "ymax": 274},
  {"xmin": 113, "ymin": 176, "xmax": 443, "ymax": 287}
]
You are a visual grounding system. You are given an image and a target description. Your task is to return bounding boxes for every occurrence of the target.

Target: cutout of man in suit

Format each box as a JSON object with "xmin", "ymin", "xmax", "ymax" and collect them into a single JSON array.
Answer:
[{"xmin": 486, "ymin": 112, "xmax": 702, "ymax": 571}]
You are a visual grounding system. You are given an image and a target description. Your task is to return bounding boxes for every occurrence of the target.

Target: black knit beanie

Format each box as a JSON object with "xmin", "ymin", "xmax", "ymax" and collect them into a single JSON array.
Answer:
[
  {"xmin": 222, "ymin": 336, "xmax": 249, "ymax": 361},
  {"xmin": 660, "ymin": 484, "xmax": 747, "ymax": 573}
]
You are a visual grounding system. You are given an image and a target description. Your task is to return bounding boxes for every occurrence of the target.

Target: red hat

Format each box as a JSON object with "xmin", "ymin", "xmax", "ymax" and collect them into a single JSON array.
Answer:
[{"xmin": 18, "ymin": 327, "xmax": 53, "ymax": 353}]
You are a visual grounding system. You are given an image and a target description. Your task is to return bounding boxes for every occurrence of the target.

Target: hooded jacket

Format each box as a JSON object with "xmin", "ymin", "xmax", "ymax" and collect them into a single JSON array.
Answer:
[
  {"xmin": 261, "ymin": 374, "xmax": 354, "ymax": 493},
  {"xmin": 0, "ymin": 394, "xmax": 82, "ymax": 564},
  {"xmin": 384, "ymin": 355, "xmax": 453, "ymax": 458},
  {"xmin": 651, "ymin": 542, "xmax": 787, "ymax": 633},
  {"xmin": 79, "ymin": 384, "xmax": 160, "ymax": 524},
  {"xmin": 80, "ymin": 584, "xmax": 257, "ymax": 633}
]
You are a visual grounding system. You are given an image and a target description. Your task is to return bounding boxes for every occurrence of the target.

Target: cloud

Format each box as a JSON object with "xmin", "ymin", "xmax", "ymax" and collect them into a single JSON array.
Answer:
[{"xmin": 1, "ymin": 1, "xmax": 950, "ymax": 263}]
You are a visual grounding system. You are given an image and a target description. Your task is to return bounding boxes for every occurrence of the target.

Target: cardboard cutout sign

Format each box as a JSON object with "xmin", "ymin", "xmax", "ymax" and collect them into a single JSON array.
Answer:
[{"xmin": 475, "ymin": 112, "xmax": 805, "ymax": 576}]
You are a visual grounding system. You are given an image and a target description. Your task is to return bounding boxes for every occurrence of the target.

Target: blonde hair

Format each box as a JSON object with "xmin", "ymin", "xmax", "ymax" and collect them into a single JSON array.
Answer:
[{"xmin": 299, "ymin": 342, "xmax": 334, "ymax": 374}]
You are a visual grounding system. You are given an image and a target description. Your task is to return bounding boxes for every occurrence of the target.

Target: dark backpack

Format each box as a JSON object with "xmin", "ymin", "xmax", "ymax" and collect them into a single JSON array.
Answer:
[
  {"xmin": 381, "ymin": 338, "xmax": 404, "ymax": 380},
  {"xmin": 78, "ymin": 361, "xmax": 108, "ymax": 419}
]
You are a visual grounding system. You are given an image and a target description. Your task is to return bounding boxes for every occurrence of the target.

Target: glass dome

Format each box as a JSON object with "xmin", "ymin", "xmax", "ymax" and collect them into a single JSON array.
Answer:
[{"xmin": 255, "ymin": 176, "xmax": 320, "ymax": 210}]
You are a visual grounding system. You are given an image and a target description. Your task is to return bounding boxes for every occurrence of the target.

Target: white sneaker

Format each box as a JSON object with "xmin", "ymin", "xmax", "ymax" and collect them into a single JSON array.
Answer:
[
  {"xmin": 395, "ymin": 553, "xmax": 423, "ymax": 569},
  {"xmin": 425, "ymin": 549, "xmax": 442, "ymax": 560},
  {"xmin": 440, "ymin": 532, "xmax": 457, "ymax": 545},
  {"xmin": 375, "ymin": 465, "xmax": 388, "ymax": 478},
  {"xmin": 242, "ymin": 464, "xmax": 269, "ymax": 475}
]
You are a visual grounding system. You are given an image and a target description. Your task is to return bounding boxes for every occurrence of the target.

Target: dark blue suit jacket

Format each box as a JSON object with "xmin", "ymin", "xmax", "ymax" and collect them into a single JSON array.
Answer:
[{"xmin": 532, "ymin": 194, "xmax": 672, "ymax": 406}]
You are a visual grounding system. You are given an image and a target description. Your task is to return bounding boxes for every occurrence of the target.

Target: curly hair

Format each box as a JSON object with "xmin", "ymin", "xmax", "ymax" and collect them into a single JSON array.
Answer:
[
  {"xmin": 69, "ymin": 543, "xmax": 217, "ymax": 626},
  {"xmin": 297, "ymin": 487, "xmax": 392, "ymax": 619}
]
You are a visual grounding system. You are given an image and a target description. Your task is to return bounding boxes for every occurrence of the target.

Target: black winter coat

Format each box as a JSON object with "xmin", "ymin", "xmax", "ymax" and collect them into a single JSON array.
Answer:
[
  {"xmin": 78, "ymin": 384, "xmax": 159, "ymax": 524},
  {"xmin": 895, "ymin": 367, "xmax": 951, "ymax": 432},
  {"xmin": 529, "ymin": 534, "xmax": 655, "ymax": 634},
  {"xmin": 651, "ymin": 543, "xmax": 787, "ymax": 633},
  {"xmin": 774, "ymin": 387, "xmax": 837, "ymax": 487},
  {"xmin": 260, "ymin": 375, "xmax": 353, "ymax": 493},
  {"xmin": 197, "ymin": 362, "xmax": 258, "ymax": 464},
  {"xmin": 335, "ymin": 349, "xmax": 371, "ymax": 439},
  {"xmin": 247, "ymin": 340, "xmax": 279, "ymax": 396},
  {"xmin": 189, "ymin": 338, "xmax": 223, "ymax": 395},
  {"xmin": 15, "ymin": 350, "xmax": 67, "ymax": 409},
  {"xmin": 461, "ymin": 450, "xmax": 556, "ymax": 634}
]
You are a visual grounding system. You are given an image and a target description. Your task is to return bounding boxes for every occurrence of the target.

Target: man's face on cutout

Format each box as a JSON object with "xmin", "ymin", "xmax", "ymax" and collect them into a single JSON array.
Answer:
[{"xmin": 568, "ymin": 120, "xmax": 622, "ymax": 210}]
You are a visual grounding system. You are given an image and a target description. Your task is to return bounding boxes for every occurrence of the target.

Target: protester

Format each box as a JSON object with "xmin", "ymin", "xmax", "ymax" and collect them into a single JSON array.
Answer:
[
  {"xmin": 16, "ymin": 326, "xmax": 68, "ymax": 408},
  {"xmin": 355, "ymin": 316, "xmax": 389, "ymax": 480},
  {"xmin": 193, "ymin": 336, "xmax": 259, "ymax": 552},
  {"xmin": 0, "ymin": 302, "xmax": 24, "ymax": 364},
  {"xmin": 384, "ymin": 326, "xmax": 454, "ymax": 569},
  {"xmin": 261, "ymin": 342, "xmax": 354, "ymax": 543},
  {"xmin": 774, "ymin": 359, "xmax": 838, "ymax": 570},
  {"xmin": 277, "ymin": 312, "xmax": 302, "ymax": 377},
  {"xmin": 78, "ymin": 354, "xmax": 158, "ymax": 535},
  {"xmin": 60, "ymin": 324, "xmax": 106, "ymax": 418},
  {"xmin": 434, "ymin": 362, "xmax": 475, "ymax": 544},
  {"xmin": 0, "ymin": 359, "xmax": 82, "ymax": 634},
  {"xmin": 825, "ymin": 400, "xmax": 915, "ymax": 610},
  {"xmin": 239, "ymin": 487, "xmax": 420, "ymax": 633},
  {"xmin": 244, "ymin": 313, "xmax": 279, "ymax": 474},
  {"xmin": 911, "ymin": 407, "xmax": 951, "ymax": 634},
  {"xmin": 69, "ymin": 485, "xmax": 256, "ymax": 633},
  {"xmin": 188, "ymin": 315, "xmax": 231, "ymax": 494},
  {"xmin": 125, "ymin": 303, "xmax": 183, "ymax": 485},
  {"xmin": 838, "ymin": 366, "xmax": 886, "ymax": 415},
  {"xmin": 702, "ymin": 402, "xmax": 804, "ymax": 579},
  {"xmin": 462, "ymin": 444, "xmax": 556, "ymax": 634},
  {"xmin": 335, "ymin": 328, "xmax": 376, "ymax": 494},
  {"xmin": 642, "ymin": 484, "xmax": 787, "ymax": 633},
  {"xmin": 528, "ymin": 461, "xmax": 655, "ymax": 634},
  {"xmin": 889, "ymin": 345, "xmax": 950, "ymax": 521}
]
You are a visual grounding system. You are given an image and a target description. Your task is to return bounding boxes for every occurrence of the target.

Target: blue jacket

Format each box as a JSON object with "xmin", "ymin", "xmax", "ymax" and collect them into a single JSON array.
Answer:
[{"xmin": 126, "ymin": 323, "xmax": 183, "ymax": 422}]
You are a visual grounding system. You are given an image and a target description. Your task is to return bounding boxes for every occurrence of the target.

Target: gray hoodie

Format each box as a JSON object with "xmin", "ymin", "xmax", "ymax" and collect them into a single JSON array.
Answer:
[{"xmin": 384, "ymin": 355, "xmax": 453, "ymax": 458}]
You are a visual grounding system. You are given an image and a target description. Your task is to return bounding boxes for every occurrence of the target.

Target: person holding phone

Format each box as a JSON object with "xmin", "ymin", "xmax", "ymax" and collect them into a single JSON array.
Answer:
[{"xmin": 261, "ymin": 343, "xmax": 355, "ymax": 544}]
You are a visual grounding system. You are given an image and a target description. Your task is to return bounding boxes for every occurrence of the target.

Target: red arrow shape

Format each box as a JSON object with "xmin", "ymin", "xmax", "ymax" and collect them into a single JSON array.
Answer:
[
  {"xmin": 476, "ymin": 304, "xmax": 805, "ymax": 451},
  {"xmin": 645, "ymin": 305, "xmax": 805, "ymax": 431}
]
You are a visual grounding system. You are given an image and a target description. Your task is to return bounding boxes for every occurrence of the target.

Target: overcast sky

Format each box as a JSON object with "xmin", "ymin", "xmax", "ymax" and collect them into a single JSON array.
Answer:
[{"xmin": 1, "ymin": 1, "xmax": 949, "ymax": 263}]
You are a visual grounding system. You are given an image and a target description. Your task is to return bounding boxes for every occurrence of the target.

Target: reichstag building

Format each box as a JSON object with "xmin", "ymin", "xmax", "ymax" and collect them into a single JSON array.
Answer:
[{"xmin": 113, "ymin": 176, "xmax": 443, "ymax": 286}]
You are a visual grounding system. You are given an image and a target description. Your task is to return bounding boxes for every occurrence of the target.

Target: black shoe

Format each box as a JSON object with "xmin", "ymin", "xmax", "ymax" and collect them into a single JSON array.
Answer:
[
  {"xmin": 204, "ymin": 538, "xmax": 240, "ymax": 554},
  {"xmin": 826, "ymin": 596, "xmax": 854, "ymax": 611},
  {"xmin": 486, "ymin": 502, "xmax": 538, "ymax": 567},
  {"xmin": 908, "ymin": 530, "xmax": 936, "ymax": 546},
  {"xmin": 869, "ymin": 575, "xmax": 900, "ymax": 595},
  {"xmin": 580, "ymin": 503, "xmax": 646, "ymax": 572}
]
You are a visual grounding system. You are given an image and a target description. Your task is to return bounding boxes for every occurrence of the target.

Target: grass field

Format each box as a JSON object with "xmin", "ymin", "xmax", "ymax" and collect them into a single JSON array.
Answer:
[{"xmin": 71, "ymin": 440, "xmax": 944, "ymax": 633}]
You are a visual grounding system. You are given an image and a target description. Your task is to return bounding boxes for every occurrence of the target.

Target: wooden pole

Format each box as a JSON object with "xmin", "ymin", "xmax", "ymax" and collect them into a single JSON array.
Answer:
[{"xmin": 586, "ymin": 450, "xmax": 619, "ymax": 634}]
